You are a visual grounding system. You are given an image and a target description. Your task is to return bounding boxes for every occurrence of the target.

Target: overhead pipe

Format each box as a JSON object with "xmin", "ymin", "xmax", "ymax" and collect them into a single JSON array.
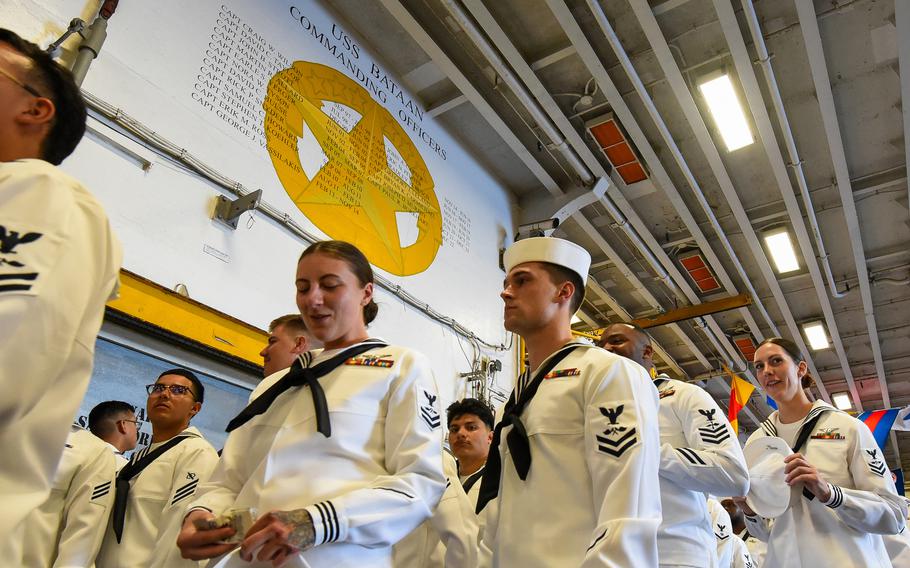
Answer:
[
  {"xmin": 620, "ymin": 0, "xmax": 834, "ymax": 398},
  {"xmin": 457, "ymin": 0, "xmax": 757, "ymax": 365},
  {"xmin": 550, "ymin": 0, "xmax": 767, "ymax": 390},
  {"xmin": 713, "ymin": 0, "xmax": 857, "ymax": 406},
  {"xmin": 442, "ymin": 0, "xmax": 689, "ymax": 302},
  {"xmin": 589, "ymin": 0, "xmax": 778, "ymax": 337},
  {"xmin": 439, "ymin": 0, "xmax": 594, "ymax": 186},
  {"xmin": 792, "ymin": 1, "xmax": 893, "ymax": 411},
  {"xmin": 739, "ymin": 1, "xmax": 844, "ymax": 299},
  {"xmin": 540, "ymin": 0, "xmax": 772, "ymax": 403}
]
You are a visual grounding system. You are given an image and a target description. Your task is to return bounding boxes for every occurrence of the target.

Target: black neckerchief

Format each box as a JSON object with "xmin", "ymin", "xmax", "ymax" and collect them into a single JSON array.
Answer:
[
  {"xmin": 112, "ymin": 434, "xmax": 191, "ymax": 542},
  {"xmin": 475, "ymin": 343, "xmax": 580, "ymax": 513},
  {"xmin": 226, "ymin": 339, "xmax": 388, "ymax": 435},
  {"xmin": 760, "ymin": 404, "xmax": 836, "ymax": 501},
  {"xmin": 462, "ymin": 465, "xmax": 485, "ymax": 494}
]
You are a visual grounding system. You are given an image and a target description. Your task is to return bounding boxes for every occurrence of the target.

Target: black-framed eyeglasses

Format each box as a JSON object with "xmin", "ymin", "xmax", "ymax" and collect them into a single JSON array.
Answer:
[
  {"xmin": 0, "ymin": 66, "xmax": 43, "ymax": 98},
  {"xmin": 146, "ymin": 383, "xmax": 196, "ymax": 399}
]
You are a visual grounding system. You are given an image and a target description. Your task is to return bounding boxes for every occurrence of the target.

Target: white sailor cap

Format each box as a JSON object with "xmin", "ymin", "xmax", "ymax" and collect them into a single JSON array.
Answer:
[
  {"xmin": 743, "ymin": 436, "xmax": 792, "ymax": 518},
  {"xmin": 503, "ymin": 237, "xmax": 591, "ymax": 284}
]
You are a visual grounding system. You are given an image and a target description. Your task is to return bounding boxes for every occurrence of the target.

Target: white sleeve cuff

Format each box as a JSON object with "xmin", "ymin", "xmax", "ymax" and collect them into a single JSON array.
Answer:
[
  {"xmin": 304, "ymin": 501, "xmax": 344, "ymax": 546},
  {"xmin": 822, "ymin": 483, "xmax": 844, "ymax": 508}
]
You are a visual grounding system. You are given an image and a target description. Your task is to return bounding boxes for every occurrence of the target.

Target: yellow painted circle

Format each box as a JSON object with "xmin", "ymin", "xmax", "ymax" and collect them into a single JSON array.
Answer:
[{"xmin": 263, "ymin": 62, "xmax": 442, "ymax": 276}]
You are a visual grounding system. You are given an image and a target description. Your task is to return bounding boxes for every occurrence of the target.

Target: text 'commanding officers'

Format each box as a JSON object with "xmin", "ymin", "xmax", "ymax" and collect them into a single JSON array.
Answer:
[{"xmin": 477, "ymin": 236, "xmax": 662, "ymax": 567}]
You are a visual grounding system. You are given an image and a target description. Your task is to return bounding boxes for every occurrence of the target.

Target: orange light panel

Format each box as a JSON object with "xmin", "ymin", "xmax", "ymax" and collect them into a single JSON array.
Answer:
[
  {"xmin": 734, "ymin": 335, "xmax": 757, "ymax": 361},
  {"xmin": 587, "ymin": 116, "xmax": 649, "ymax": 185},
  {"xmin": 678, "ymin": 251, "xmax": 722, "ymax": 293}
]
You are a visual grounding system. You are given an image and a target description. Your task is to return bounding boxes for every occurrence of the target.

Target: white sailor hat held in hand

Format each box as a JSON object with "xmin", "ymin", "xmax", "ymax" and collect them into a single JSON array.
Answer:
[
  {"xmin": 503, "ymin": 237, "xmax": 591, "ymax": 284},
  {"xmin": 743, "ymin": 436, "xmax": 792, "ymax": 518}
]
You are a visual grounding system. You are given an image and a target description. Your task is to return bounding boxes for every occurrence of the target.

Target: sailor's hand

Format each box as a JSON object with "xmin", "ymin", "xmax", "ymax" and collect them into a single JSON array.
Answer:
[
  {"xmin": 176, "ymin": 509, "xmax": 238, "ymax": 560},
  {"xmin": 784, "ymin": 452, "xmax": 831, "ymax": 501},
  {"xmin": 240, "ymin": 509, "xmax": 315, "ymax": 567},
  {"xmin": 731, "ymin": 495, "xmax": 757, "ymax": 517}
]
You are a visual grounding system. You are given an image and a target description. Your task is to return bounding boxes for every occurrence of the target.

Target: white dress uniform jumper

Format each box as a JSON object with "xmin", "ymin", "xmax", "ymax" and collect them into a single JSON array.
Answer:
[
  {"xmin": 20, "ymin": 426, "xmax": 118, "ymax": 568},
  {"xmin": 95, "ymin": 426, "xmax": 219, "ymax": 568},
  {"xmin": 0, "ymin": 159, "xmax": 121, "ymax": 552},
  {"xmin": 393, "ymin": 451, "xmax": 478, "ymax": 567},
  {"xmin": 743, "ymin": 400, "xmax": 907, "ymax": 567},
  {"xmin": 477, "ymin": 341, "xmax": 662, "ymax": 567},
  {"xmin": 189, "ymin": 340, "xmax": 446, "ymax": 568},
  {"xmin": 654, "ymin": 376, "xmax": 749, "ymax": 567}
]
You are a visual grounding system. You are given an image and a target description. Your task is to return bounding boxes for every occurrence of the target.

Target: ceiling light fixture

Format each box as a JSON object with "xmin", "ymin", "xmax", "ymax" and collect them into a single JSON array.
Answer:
[
  {"xmin": 803, "ymin": 321, "xmax": 830, "ymax": 351},
  {"xmin": 698, "ymin": 74, "xmax": 754, "ymax": 152},
  {"xmin": 763, "ymin": 228, "xmax": 800, "ymax": 274},
  {"xmin": 832, "ymin": 391, "xmax": 853, "ymax": 411}
]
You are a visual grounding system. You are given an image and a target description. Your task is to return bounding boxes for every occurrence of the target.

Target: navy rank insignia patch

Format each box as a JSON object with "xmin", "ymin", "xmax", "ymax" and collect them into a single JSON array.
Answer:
[
  {"xmin": 658, "ymin": 388, "xmax": 676, "ymax": 399},
  {"xmin": 596, "ymin": 405, "xmax": 637, "ymax": 458},
  {"xmin": 864, "ymin": 448, "xmax": 887, "ymax": 477},
  {"xmin": 91, "ymin": 480, "xmax": 111, "ymax": 501},
  {"xmin": 543, "ymin": 368, "xmax": 580, "ymax": 379},
  {"xmin": 345, "ymin": 354, "xmax": 394, "ymax": 367},
  {"xmin": 697, "ymin": 408, "xmax": 730, "ymax": 445},
  {"xmin": 419, "ymin": 390, "xmax": 441, "ymax": 430},
  {"xmin": 810, "ymin": 427, "xmax": 845, "ymax": 440}
]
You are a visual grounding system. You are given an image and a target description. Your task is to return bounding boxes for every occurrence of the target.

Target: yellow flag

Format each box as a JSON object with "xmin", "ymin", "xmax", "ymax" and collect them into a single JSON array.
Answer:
[{"xmin": 723, "ymin": 364, "xmax": 755, "ymax": 434}]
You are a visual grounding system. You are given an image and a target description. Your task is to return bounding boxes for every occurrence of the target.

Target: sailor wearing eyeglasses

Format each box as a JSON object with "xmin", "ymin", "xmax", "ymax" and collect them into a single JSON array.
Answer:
[{"xmin": 96, "ymin": 369, "xmax": 219, "ymax": 568}]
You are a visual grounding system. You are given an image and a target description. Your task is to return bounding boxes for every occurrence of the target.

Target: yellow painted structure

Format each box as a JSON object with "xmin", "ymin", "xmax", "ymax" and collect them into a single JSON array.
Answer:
[{"xmin": 106, "ymin": 270, "xmax": 267, "ymax": 366}]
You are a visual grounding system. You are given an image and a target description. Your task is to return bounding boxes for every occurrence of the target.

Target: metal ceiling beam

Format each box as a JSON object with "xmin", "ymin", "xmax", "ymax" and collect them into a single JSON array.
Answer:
[
  {"xmin": 630, "ymin": 293, "xmax": 753, "ymax": 329},
  {"xmin": 898, "ymin": 0, "xmax": 910, "ymax": 216},
  {"xmin": 600, "ymin": 0, "xmax": 778, "ymax": 341},
  {"xmin": 530, "ymin": 44, "xmax": 576, "ymax": 71},
  {"xmin": 714, "ymin": 0, "xmax": 856, "ymax": 405},
  {"xmin": 571, "ymin": 215, "xmax": 713, "ymax": 372},
  {"xmin": 378, "ymin": 0, "xmax": 562, "ymax": 196},
  {"xmin": 426, "ymin": 93, "xmax": 467, "ymax": 118},
  {"xmin": 793, "ymin": 0, "xmax": 897, "ymax": 462},
  {"xmin": 543, "ymin": 0, "xmax": 769, "ymax": 401},
  {"xmin": 622, "ymin": 0, "xmax": 838, "ymax": 408},
  {"xmin": 440, "ymin": 0, "xmax": 593, "ymax": 186},
  {"xmin": 585, "ymin": 280, "xmax": 688, "ymax": 377}
]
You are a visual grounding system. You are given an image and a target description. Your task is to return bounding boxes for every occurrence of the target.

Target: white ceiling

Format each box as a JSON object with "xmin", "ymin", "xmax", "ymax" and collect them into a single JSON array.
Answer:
[{"xmin": 327, "ymin": 0, "xmax": 910, "ymax": 468}]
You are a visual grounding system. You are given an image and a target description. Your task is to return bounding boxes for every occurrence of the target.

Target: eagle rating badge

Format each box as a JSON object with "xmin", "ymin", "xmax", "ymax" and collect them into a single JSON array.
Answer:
[
  {"xmin": 419, "ymin": 390, "xmax": 441, "ymax": 430},
  {"xmin": 864, "ymin": 448, "xmax": 887, "ymax": 477},
  {"xmin": 595, "ymin": 405, "xmax": 637, "ymax": 458},
  {"xmin": 697, "ymin": 408, "xmax": 730, "ymax": 445}
]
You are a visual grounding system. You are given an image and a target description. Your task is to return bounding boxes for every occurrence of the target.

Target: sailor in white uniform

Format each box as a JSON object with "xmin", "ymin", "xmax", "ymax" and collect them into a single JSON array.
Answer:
[
  {"xmin": 88, "ymin": 400, "xmax": 140, "ymax": 470},
  {"xmin": 96, "ymin": 370, "xmax": 219, "ymax": 568},
  {"xmin": 600, "ymin": 323, "xmax": 749, "ymax": 567},
  {"xmin": 251, "ymin": 313, "xmax": 323, "ymax": 402},
  {"xmin": 0, "ymin": 29, "xmax": 121, "ymax": 556},
  {"xmin": 393, "ymin": 450, "xmax": 478, "ymax": 567},
  {"xmin": 478, "ymin": 237, "xmax": 662, "ymax": 567},
  {"xmin": 446, "ymin": 398, "xmax": 494, "ymax": 526},
  {"xmin": 19, "ymin": 425, "xmax": 118, "ymax": 568},
  {"xmin": 177, "ymin": 241, "xmax": 445, "ymax": 567},
  {"xmin": 720, "ymin": 498, "xmax": 765, "ymax": 567},
  {"xmin": 736, "ymin": 337, "xmax": 906, "ymax": 567}
]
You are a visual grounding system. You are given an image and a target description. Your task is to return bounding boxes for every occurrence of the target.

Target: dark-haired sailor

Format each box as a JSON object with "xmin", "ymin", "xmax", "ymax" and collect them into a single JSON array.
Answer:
[
  {"xmin": 177, "ymin": 241, "xmax": 445, "ymax": 567},
  {"xmin": 96, "ymin": 369, "xmax": 218, "ymax": 568},
  {"xmin": 0, "ymin": 28, "xmax": 121, "ymax": 557},
  {"xmin": 478, "ymin": 237, "xmax": 661, "ymax": 567},
  {"xmin": 733, "ymin": 338, "xmax": 906, "ymax": 566},
  {"xmin": 600, "ymin": 322, "xmax": 749, "ymax": 567}
]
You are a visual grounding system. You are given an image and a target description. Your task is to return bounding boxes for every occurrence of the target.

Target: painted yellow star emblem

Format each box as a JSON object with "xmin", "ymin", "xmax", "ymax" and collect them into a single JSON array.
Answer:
[{"xmin": 263, "ymin": 62, "xmax": 442, "ymax": 275}]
